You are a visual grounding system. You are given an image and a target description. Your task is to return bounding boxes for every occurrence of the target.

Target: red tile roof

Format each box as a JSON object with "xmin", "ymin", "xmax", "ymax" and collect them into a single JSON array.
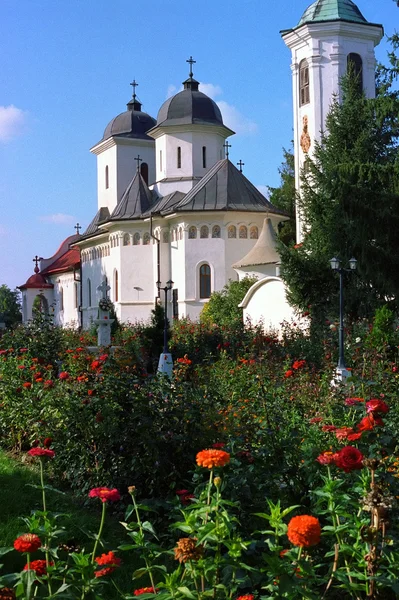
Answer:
[
  {"xmin": 19, "ymin": 273, "xmax": 54, "ymax": 290},
  {"xmin": 41, "ymin": 248, "xmax": 80, "ymax": 275}
]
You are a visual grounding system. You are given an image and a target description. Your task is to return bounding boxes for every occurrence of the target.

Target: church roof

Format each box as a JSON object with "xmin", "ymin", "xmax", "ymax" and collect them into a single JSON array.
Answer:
[
  {"xmin": 40, "ymin": 248, "xmax": 80, "ymax": 275},
  {"xmin": 97, "ymin": 91, "xmax": 156, "ymax": 144},
  {"xmin": 232, "ymin": 218, "xmax": 280, "ymax": 268},
  {"xmin": 141, "ymin": 191, "xmax": 186, "ymax": 218},
  {"xmin": 162, "ymin": 159, "xmax": 288, "ymax": 216},
  {"xmin": 83, "ymin": 207, "xmax": 110, "ymax": 236},
  {"xmin": 155, "ymin": 87, "xmax": 224, "ymax": 128},
  {"xmin": 19, "ymin": 271, "xmax": 54, "ymax": 290},
  {"xmin": 110, "ymin": 171, "xmax": 153, "ymax": 220},
  {"xmin": 298, "ymin": 0, "xmax": 368, "ymax": 26}
]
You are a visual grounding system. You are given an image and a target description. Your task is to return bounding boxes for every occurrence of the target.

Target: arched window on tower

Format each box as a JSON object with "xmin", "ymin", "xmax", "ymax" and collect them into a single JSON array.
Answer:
[
  {"xmin": 140, "ymin": 162, "xmax": 149, "ymax": 185},
  {"xmin": 212, "ymin": 225, "xmax": 221, "ymax": 238},
  {"xmin": 202, "ymin": 146, "xmax": 207, "ymax": 168},
  {"xmin": 250, "ymin": 226, "xmax": 259, "ymax": 239},
  {"xmin": 143, "ymin": 233, "xmax": 150, "ymax": 245},
  {"xmin": 199, "ymin": 264, "xmax": 211, "ymax": 299},
  {"xmin": 123, "ymin": 233, "xmax": 131, "ymax": 246},
  {"xmin": 347, "ymin": 53, "xmax": 363, "ymax": 93},
  {"xmin": 228, "ymin": 225, "xmax": 236, "ymax": 239},
  {"xmin": 299, "ymin": 60, "xmax": 310, "ymax": 106},
  {"xmin": 114, "ymin": 270, "xmax": 119, "ymax": 302},
  {"xmin": 200, "ymin": 225, "xmax": 209, "ymax": 239},
  {"xmin": 105, "ymin": 166, "xmax": 109, "ymax": 189},
  {"xmin": 177, "ymin": 147, "xmax": 181, "ymax": 169},
  {"xmin": 133, "ymin": 232, "xmax": 140, "ymax": 245},
  {"xmin": 188, "ymin": 226, "xmax": 197, "ymax": 239},
  {"xmin": 239, "ymin": 225, "xmax": 248, "ymax": 239}
]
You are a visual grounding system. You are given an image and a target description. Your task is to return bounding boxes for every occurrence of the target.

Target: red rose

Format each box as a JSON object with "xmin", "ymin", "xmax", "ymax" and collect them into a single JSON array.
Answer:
[
  {"xmin": 91, "ymin": 360, "xmax": 101, "ymax": 370},
  {"xmin": 43, "ymin": 437, "xmax": 53, "ymax": 448},
  {"xmin": 134, "ymin": 588, "xmax": 159, "ymax": 596},
  {"xmin": 285, "ymin": 369, "xmax": 294, "ymax": 378},
  {"xmin": 89, "ymin": 487, "xmax": 121, "ymax": 503},
  {"xmin": 335, "ymin": 446, "xmax": 364, "ymax": 473},
  {"xmin": 27, "ymin": 448, "xmax": 55, "ymax": 459},
  {"xmin": 357, "ymin": 414, "xmax": 384, "ymax": 432},
  {"xmin": 22, "ymin": 382, "xmax": 32, "ymax": 389},
  {"xmin": 44, "ymin": 380, "xmax": 54, "ymax": 388},
  {"xmin": 59, "ymin": 371, "xmax": 69, "ymax": 380},
  {"xmin": 335, "ymin": 427, "xmax": 354, "ymax": 441},
  {"xmin": 14, "ymin": 533, "xmax": 41, "ymax": 553},
  {"xmin": 366, "ymin": 399, "xmax": 389, "ymax": 415},
  {"xmin": 322, "ymin": 425, "xmax": 337, "ymax": 432},
  {"xmin": 292, "ymin": 359, "xmax": 306, "ymax": 370}
]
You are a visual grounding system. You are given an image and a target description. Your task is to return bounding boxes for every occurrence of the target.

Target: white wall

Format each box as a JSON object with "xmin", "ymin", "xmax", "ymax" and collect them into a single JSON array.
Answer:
[
  {"xmin": 240, "ymin": 277, "xmax": 296, "ymax": 333},
  {"xmin": 49, "ymin": 273, "xmax": 80, "ymax": 329}
]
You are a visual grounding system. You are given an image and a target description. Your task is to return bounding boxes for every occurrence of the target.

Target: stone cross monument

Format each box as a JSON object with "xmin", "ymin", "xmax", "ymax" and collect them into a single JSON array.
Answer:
[{"xmin": 94, "ymin": 280, "xmax": 114, "ymax": 347}]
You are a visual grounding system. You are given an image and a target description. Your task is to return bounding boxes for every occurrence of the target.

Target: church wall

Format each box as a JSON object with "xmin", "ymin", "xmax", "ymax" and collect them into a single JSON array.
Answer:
[
  {"xmin": 119, "ymin": 244, "xmax": 155, "ymax": 324},
  {"xmin": 50, "ymin": 273, "xmax": 80, "ymax": 329},
  {"xmin": 97, "ymin": 146, "xmax": 118, "ymax": 213},
  {"xmin": 22, "ymin": 288, "xmax": 54, "ymax": 324},
  {"xmin": 241, "ymin": 277, "xmax": 296, "ymax": 334}
]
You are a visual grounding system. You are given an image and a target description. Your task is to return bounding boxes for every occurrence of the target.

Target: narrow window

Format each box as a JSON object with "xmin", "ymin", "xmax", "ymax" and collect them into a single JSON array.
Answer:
[
  {"xmin": 172, "ymin": 289, "xmax": 179, "ymax": 319},
  {"xmin": 87, "ymin": 279, "xmax": 92, "ymax": 307},
  {"xmin": 160, "ymin": 150, "xmax": 163, "ymax": 172},
  {"xmin": 299, "ymin": 60, "xmax": 310, "ymax": 106},
  {"xmin": 133, "ymin": 232, "xmax": 140, "ymax": 245},
  {"xmin": 140, "ymin": 162, "xmax": 149, "ymax": 185},
  {"xmin": 59, "ymin": 287, "xmax": 64, "ymax": 311},
  {"xmin": 163, "ymin": 230, "xmax": 169, "ymax": 243},
  {"xmin": 212, "ymin": 225, "xmax": 221, "ymax": 238},
  {"xmin": 199, "ymin": 264, "xmax": 211, "ymax": 299},
  {"xmin": 228, "ymin": 225, "xmax": 236, "ymax": 239},
  {"xmin": 202, "ymin": 146, "xmax": 207, "ymax": 168},
  {"xmin": 177, "ymin": 147, "xmax": 181, "ymax": 168},
  {"xmin": 114, "ymin": 270, "xmax": 119, "ymax": 302},
  {"xmin": 239, "ymin": 225, "xmax": 248, "ymax": 239},
  {"xmin": 105, "ymin": 166, "xmax": 109, "ymax": 189},
  {"xmin": 200, "ymin": 225, "xmax": 209, "ymax": 239},
  {"xmin": 347, "ymin": 53, "xmax": 363, "ymax": 93},
  {"xmin": 250, "ymin": 226, "xmax": 259, "ymax": 239},
  {"xmin": 123, "ymin": 233, "xmax": 131, "ymax": 246},
  {"xmin": 74, "ymin": 283, "xmax": 79, "ymax": 309},
  {"xmin": 143, "ymin": 233, "xmax": 150, "ymax": 245},
  {"xmin": 188, "ymin": 226, "xmax": 197, "ymax": 239}
]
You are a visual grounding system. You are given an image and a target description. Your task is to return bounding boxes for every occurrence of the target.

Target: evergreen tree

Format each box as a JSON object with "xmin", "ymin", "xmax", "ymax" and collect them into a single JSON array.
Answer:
[
  {"xmin": 0, "ymin": 285, "xmax": 22, "ymax": 328},
  {"xmin": 279, "ymin": 68, "xmax": 399, "ymax": 320},
  {"xmin": 267, "ymin": 145, "xmax": 296, "ymax": 245}
]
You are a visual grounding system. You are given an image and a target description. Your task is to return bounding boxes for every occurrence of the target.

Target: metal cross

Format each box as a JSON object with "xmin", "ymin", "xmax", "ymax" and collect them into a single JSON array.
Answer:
[
  {"xmin": 74, "ymin": 222, "xmax": 81, "ymax": 235},
  {"xmin": 97, "ymin": 280, "xmax": 111, "ymax": 300},
  {"xmin": 223, "ymin": 141, "xmax": 232, "ymax": 159},
  {"xmin": 33, "ymin": 255, "xmax": 41, "ymax": 270},
  {"xmin": 134, "ymin": 155, "xmax": 143, "ymax": 171},
  {"xmin": 130, "ymin": 79, "xmax": 138, "ymax": 99},
  {"xmin": 237, "ymin": 160, "xmax": 245, "ymax": 173},
  {"xmin": 186, "ymin": 56, "xmax": 196, "ymax": 78}
]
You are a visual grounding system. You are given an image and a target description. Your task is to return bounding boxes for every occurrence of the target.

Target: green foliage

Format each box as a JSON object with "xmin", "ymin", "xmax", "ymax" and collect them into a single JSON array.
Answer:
[
  {"xmin": 279, "ymin": 69, "xmax": 399, "ymax": 320},
  {"xmin": 0, "ymin": 285, "xmax": 22, "ymax": 329},
  {"xmin": 367, "ymin": 305, "xmax": 398, "ymax": 351},
  {"xmin": 200, "ymin": 277, "xmax": 257, "ymax": 328},
  {"xmin": 267, "ymin": 145, "xmax": 296, "ymax": 245}
]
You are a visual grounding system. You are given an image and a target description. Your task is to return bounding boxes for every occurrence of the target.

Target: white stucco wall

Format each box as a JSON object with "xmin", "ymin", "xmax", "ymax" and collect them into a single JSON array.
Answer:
[
  {"xmin": 50, "ymin": 273, "xmax": 80, "ymax": 329},
  {"xmin": 240, "ymin": 277, "xmax": 296, "ymax": 333}
]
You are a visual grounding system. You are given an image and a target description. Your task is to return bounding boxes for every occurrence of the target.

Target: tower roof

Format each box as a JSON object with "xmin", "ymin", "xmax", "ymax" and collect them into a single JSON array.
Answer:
[
  {"xmin": 83, "ymin": 207, "xmax": 110, "ymax": 236},
  {"xmin": 298, "ymin": 0, "xmax": 369, "ymax": 26},
  {"xmin": 232, "ymin": 218, "xmax": 280, "ymax": 269},
  {"xmin": 110, "ymin": 171, "xmax": 154, "ymax": 220},
  {"xmin": 161, "ymin": 159, "xmax": 289, "ymax": 216}
]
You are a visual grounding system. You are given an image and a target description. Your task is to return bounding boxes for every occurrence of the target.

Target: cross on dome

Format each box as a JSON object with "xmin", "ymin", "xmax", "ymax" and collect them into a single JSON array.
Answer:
[
  {"xmin": 130, "ymin": 79, "xmax": 138, "ymax": 100},
  {"xmin": 32, "ymin": 255, "xmax": 41, "ymax": 273},
  {"xmin": 74, "ymin": 222, "xmax": 81, "ymax": 235},
  {"xmin": 186, "ymin": 56, "xmax": 196, "ymax": 78},
  {"xmin": 223, "ymin": 141, "xmax": 232, "ymax": 159}
]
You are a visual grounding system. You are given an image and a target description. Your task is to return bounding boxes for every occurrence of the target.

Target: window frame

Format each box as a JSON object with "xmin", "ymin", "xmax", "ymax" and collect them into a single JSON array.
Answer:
[{"xmin": 299, "ymin": 60, "xmax": 310, "ymax": 106}]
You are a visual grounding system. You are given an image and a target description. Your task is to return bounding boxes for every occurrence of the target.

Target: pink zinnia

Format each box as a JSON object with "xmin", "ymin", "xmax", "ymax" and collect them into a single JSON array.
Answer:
[
  {"xmin": 27, "ymin": 447, "xmax": 55, "ymax": 458},
  {"xmin": 89, "ymin": 487, "xmax": 121, "ymax": 503}
]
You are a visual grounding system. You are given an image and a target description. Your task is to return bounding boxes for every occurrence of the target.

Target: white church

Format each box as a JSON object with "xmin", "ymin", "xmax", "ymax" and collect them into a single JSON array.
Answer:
[{"xmin": 19, "ymin": 0, "xmax": 383, "ymax": 331}]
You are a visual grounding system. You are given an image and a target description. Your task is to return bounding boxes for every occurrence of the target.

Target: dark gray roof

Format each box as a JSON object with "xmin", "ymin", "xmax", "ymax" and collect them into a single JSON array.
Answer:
[
  {"xmin": 142, "ymin": 191, "xmax": 186, "ymax": 218},
  {"xmin": 155, "ymin": 82, "xmax": 224, "ymax": 128},
  {"xmin": 98, "ymin": 98, "xmax": 156, "ymax": 144},
  {"xmin": 84, "ymin": 207, "xmax": 110, "ymax": 235},
  {"xmin": 110, "ymin": 171, "xmax": 153, "ymax": 220},
  {"xmin": 161, "ymin": 159, "xmax": 288, "ymax": 216}
]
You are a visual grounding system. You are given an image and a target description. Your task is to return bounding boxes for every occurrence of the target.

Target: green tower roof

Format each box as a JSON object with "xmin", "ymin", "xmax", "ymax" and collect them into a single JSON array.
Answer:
[{"xmin": 297, "ymin": 0, "xmax": 368, "ymax": 27}]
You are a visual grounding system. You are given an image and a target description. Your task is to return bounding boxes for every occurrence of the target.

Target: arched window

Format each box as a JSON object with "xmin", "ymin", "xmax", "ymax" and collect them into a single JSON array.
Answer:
[
  {"xmin": 200, "ymin": 225, "xmax": 209, "ymax": 239},
  {"xmin": 114, "ymin": 270, "xmax": 119, "ymax": 302},
  {"xmin": 250, "ymin": 226, "xmax": 259, "ymax": 239},
  {"xmin": 140, "ymin": 162, "xmax": 149, "ymax": 185},
  {"xmin": 123, "ymin": 233, "xmax": 131, "ymax": 246},
  {"xmin": 105, "ymin": 166, "xmax": 109, "ymax": 189},
  {"xmin": 188, "ymin": 226, "xmax": 197, "ymax": 239},
  {"xmin": 87, "ymin": 279, "xmax": 92, "ymax": 307},
  {"xmin": 212, "ymin": 225, "xmax": 221, "ymax": 238},
  {"xmin": 160, "ymin": 150, "xmax": 163, "ymax": 172},
  {"xmin": 59, "ymin": 287, "xmax": 64, "ymax": 311},
  {"xmin": 199, "ymin": 264, "xmax": 211, "ymax": 299},
  {"xmin": 202, "ymin": 146, "xmax": 207, "ymax": 168},
  {"xmin": 228, "ymin": 225, "xmax": 236, "ymax": 239},
  {"xmin": 299, "ymin": 59, "xmax": 310, "ymax": 106},
  {"xmin": 239, "ymin": 225, "xmax": 248, "ymax": 239},
  {"xmin": 133, "ymin": 233, "xmax": 140, "ymax": 245},
  {"xmin": 143, "ymin": 233, "xmax": 150, "ymax": 245},
  {"xmin": 179, "ymin": 227, "xmax": 183, "ymax": 240},
  {"xmin": 347, "ymin": 53, "xmax": 363, "ymax": 93},
  {"xmin": 74, "ymin": 283, "xmax": 79, "ymax": 309},
  {"xmin": 177, "ymin": 146, "xmax": 181, "ymax": 168},
  {"xmin": 163, "ymin": 230, "xmax": 169, "ymax": 243}
]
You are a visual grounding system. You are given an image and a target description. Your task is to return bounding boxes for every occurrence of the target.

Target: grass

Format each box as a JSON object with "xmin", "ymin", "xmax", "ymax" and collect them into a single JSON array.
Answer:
[{"xmin": 0, "ymin": 449, "xmax": 142, "ymax": 597}]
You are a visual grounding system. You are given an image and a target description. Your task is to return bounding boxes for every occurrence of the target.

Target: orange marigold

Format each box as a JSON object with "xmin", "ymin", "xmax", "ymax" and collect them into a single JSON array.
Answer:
[
  {"xmin": 196, "ymin": 449, "xmax": 230, "ymax": 469},
  {"xmin": 287, "ymin": 515, "xmax": 321, "ymax": 548},
  {"xmin": 174, "ymin": 538, "xmax": 203, "ymax": 563}
]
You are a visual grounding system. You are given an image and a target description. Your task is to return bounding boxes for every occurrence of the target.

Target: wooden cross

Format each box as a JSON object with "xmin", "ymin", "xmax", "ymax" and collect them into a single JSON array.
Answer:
[
  {"xmin": 97, "ymin": 280, "xmax": 111, "ymax": 300},
  {"xmin": 223, "ymin": 141, "xmax": 232, "ymax": 159},
  {"xmin": 74, "ymin": 222, "xmax": 81, "ymax": 234},
  {"xmin": 130, "ymin": 79, "xmax": 138, "ymax": 99},
  {"xmin": 237, "ymin": 160, "xmax": 245, "ymax": 173},
  {"xmin": 134, "ymin": 155, "xmax": 143, "ymax": 171},
  {"xmin": 186, "ymin": 56, "xmax": 196, "ymax": 78}
]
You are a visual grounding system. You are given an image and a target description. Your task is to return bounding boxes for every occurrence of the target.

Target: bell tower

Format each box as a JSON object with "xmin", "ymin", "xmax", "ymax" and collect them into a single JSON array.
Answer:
[{"xmin": 281, "ymin": 0, "xmax": 383, "ymax": 242}]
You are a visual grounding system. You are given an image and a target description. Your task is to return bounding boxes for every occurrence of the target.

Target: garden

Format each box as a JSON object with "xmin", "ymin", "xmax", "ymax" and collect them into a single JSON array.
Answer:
[{"xmin": 0, "ymin": 304, "xmax": 399, "ymax": 600}]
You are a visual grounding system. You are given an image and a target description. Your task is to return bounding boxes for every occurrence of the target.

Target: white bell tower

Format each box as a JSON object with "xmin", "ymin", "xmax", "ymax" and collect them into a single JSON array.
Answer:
[{"xmin": 281, "ymin": 0, "xmax": 383, "ymax": 242}]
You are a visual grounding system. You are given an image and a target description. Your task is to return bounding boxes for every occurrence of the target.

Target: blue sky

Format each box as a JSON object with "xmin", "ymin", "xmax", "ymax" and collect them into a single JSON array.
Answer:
[{"xmin": 0, "ymin": 0, "xmax": 397, "ymax": 290}]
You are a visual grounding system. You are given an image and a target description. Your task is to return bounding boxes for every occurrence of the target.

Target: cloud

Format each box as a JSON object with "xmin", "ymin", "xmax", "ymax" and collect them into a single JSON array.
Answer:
[
  {"xmin": 256, "ymin": 185, "xmax": 269, "ymax": 199},
  {"xmin": 199, "ymin": 82, "xmax": 222, "ymax": 99},
  {"xmin": 39, "ymin": 213, "xmax": 76, "ymax": 225},
  {"xmin": 0, "ymin": 105, "xmax": 28, "ymax": 142},
  {"xmin": 216, "ymin": 100, "xmax": 258, "ymax": 135},
  {"xmin": 166, "ymin": 84, "xmax": 178, "ymax": 99}
]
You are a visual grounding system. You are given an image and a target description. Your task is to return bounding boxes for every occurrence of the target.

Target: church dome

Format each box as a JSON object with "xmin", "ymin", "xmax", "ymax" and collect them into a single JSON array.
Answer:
[
  {"xmin": 101, "ymin": 86, "xmax": 156, "ymax": 142},
  {"xmin": 298, "ymin": 0, "xmax": 368, "ymax": 27},
  {"xmin": 156, "ymin": 77, "xmax": 224, "ymax": 128}
]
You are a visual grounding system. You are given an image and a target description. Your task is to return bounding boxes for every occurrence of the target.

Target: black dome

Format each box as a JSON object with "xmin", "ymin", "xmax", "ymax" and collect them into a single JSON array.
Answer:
[
  {"xmin": 102, "ymin": 98, "xmax": 156, "ymax": 142},
  {"xmin": 156, "ymin": 79, "xmax": 224, "ymax": 127}
]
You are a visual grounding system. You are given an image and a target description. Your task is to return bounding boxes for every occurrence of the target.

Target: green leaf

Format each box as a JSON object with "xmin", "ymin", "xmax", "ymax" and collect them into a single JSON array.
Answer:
[
  {"xmin": 177, "ymin": 587, "xmax": 197, "ymax": 599},
  {"xmin": 0, "ymin": 547, "xmax": 14, "ymax": 557}
]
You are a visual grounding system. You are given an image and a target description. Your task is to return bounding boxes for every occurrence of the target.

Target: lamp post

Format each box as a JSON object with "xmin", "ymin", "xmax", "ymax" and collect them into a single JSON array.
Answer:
[
  {"xmin": 157, "ymin": 279, "xmax": 174, "ymax": 377},
  {"xmin": 330, "ymin": 257, "xmax": 357, "ymax": 382}
]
